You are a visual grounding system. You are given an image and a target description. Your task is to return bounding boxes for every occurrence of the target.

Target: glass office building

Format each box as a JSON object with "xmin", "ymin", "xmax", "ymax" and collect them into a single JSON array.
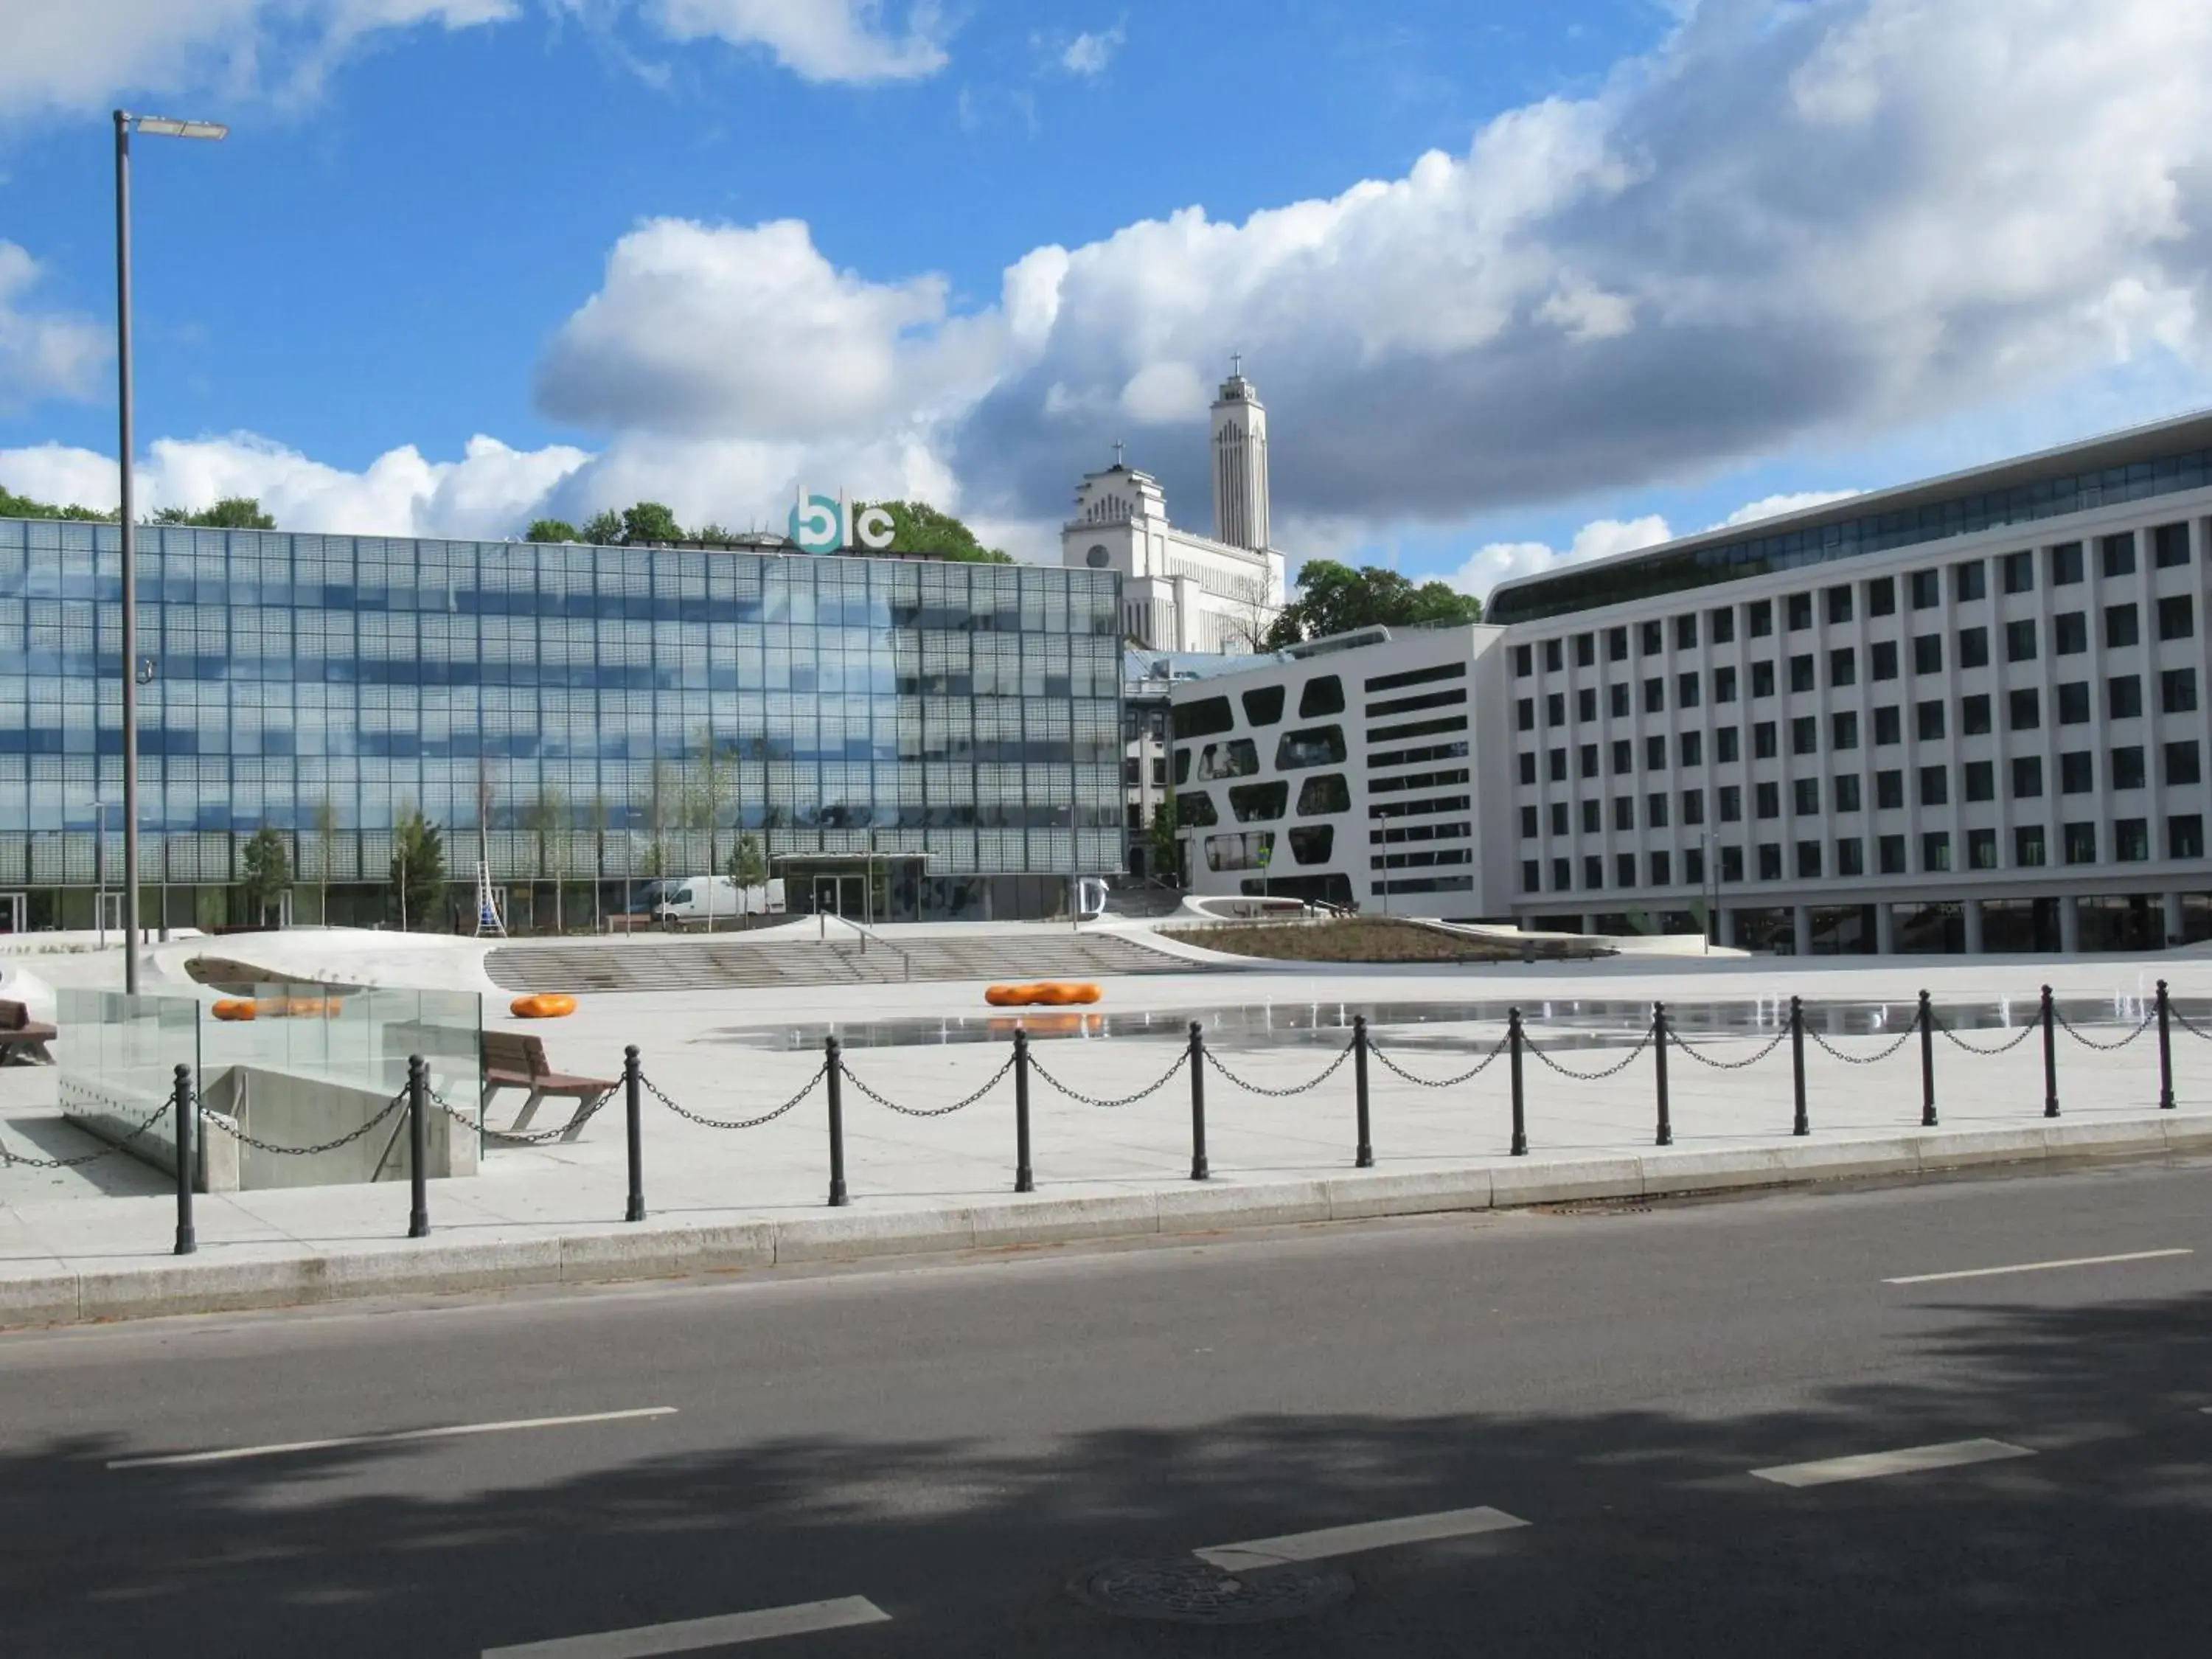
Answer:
[{"xmin": 0, "ymin": 518, "xmax": 1125, "ymax": 930}]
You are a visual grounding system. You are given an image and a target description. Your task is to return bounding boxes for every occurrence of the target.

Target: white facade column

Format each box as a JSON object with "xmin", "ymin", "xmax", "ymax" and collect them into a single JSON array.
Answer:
[
  {"xmin": 1963, "ymin": 898, "xmax": 1985, "ymax": 955},
  {"xmin": 2059, "ymin": 894, "xmax": 2081, "ymax": 953},
  {"xmin": 1581, "ymin": 913, "xmax": 1599, "ymax": 936},
  {"xmin": 1875, "ymin": 903, "xmax": 1896, "ymax": 955},
  {"xmin": 1717, "ymin": 906, "xmax": 1736, "ymax": 950},
  {"xmin": 1792, "ymin": 905, "xmax": 1812, "ymax": 957},
  {"xmin": 2164, "ymin": 891, "xmax": 2186, "ymax": 947}
]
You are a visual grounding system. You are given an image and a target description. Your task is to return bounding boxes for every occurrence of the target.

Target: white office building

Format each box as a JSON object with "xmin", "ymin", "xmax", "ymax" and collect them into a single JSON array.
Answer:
[
  {"xmin": 1169, "ymin": 409, "xmax": 2212, "ymax": 954},
  {"xmin": 1062, "ymin": 364, "xmax": 1287, "ymax": 655}
]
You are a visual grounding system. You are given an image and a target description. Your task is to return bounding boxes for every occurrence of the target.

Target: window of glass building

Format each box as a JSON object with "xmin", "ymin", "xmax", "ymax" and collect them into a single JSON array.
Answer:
[
  {"xmin": 1793, "ymin": 777, "xmax": 1820, "ymax": 815},
  {"xmin": 1913, "ymin": 633, "xmax": 1943, "ymax": 674},
  {"xmin": 1614, "ymin": 852, "xmax": 1636, "ymax": 887},
  {"xmin": 1638, "ymin": 619, "xmax": 1663, "ymax": 656},
  {"xmin": 2166, "ymin": 740, "xmax": 2202, "ymax": 786},
  {"xmin": 1874, "ymin": 704, "xmax": 1902, "ymax": 745},
  {"xmin": 1753, "ymin": 721, "xmax": 1778, "ymax": 759},
  {"xmin": 1683, "ymin": 787, "xmax": 1706, "ymax": 824},
  {"xmin": 2057, "ymin": 681, "xmax": 2090, "ymax": 724},
  {"xmin": 1513, "ymin": 644, "xmax": 1534, "ymax": 678},
  {"xmin": 1717, "ymin": 726, "xmax": 1741, "ymax": 762},
  {"xmin": 1517, "ymin": 697, "xmax": 1535, "ymax": 732},
  {"xmin": 1197, "ymin": 740, "xmax": 1263, "ymax": 781},
  {"xmin": 1836, "ymin": 838, "xmax": 1865, "ymax": 876},
  {"xmin": 1835, "ymin": 773, "xmax": 1862, "ymax": 812},
  {"xmin": 1288, "ymin": 824, "xmax": 1335, "ymax": 864},
  {"xmin": 1520, "ymin": 752, "xmax": 1539, "ymax": 785},
  {"xmin": 1830, "ymin": 646, "xmax": 1856, "ymax": 686},
  {"xmin": 1275, "ymin": 726, "xmax": 1346, "ymax": 770},
  {"xmin": 1922, "ymin": 831, "xmax": 1952, "ymax": 872},
  {"xmin": 2001, "ymin": 550, "xmax": 2034, "ymax": 594},
  {"xmin": 1584, "ymin": 855, "xmax": 1604, "ymax": 889},
  {"xmin": 1674, "ymin": 613, "xmax": 1698, "ymax": 650},
  {"xmin": 1611, "ymin": 739, "xmax": 1633, "ymax": 775},
  {"xmin": 2054, "ymin": 611, "xmax": 2087, "ymax": 655},
  {"xmin": 1877, "ymin": 769, "xmax": 1905, "ymax": 810},
  {"xmin": 1300, "ymin": 774, "xmax": 1352, "ymax": 815},
  {"xmin": 1242, "ymin": 686, "xmax": 1286, "ymax": 726},
  {"xmin": 1871, "ymin": 639, "xmax": 1899, "ymax": 681},
  {"xmin": 1791, "ymin": 840, "xmax": 1819, "ymax": 878},
  {"xmin": 1645, "ymin": 734, "xmax": 1667, "ymax": 770},
  {"xmin": 1961, "ymin": 694, "xmax": 1992, "ymax": 735},
  {"xmin": 1643, "ymin": 677, "xmax": 1665, "ymax": 714},
  {"xmin": 1677, "ymin": 670, "xmax": 1700, "ymax": 709},
  {"xmin": 1910, "ymin": 569, "xmax": 1941, "ymax": 609},
  {"xmin": 1824, "ymin": 585, "xmax": 1853, "ymax": 625},
  {"xmin": 2160, "ymin": 594, "xmax": 2195, "ymax": 641},
  {"xmin": 1916, "ymin": 700, "xmax": 1946, "ymax": 741},
  {"xmin": 1792, "ymin": 715, "xmax": 1818, "ymax": 755},
  {"xmin": 2060, "ymin": 751, "xmax": 2094, "ymax": 793},
  {"xmin": 1603, "ymin": 684, "xmax": 1624, "ymax": 718},
  {"xmin": 2051, "ymin": 541, "xmax": 2084, "ymax": 585},
  {"xmin": 2112, "ymin": 746, "xmax": 2146, "ymax": 789},
  {"xmin": 1790, "ymin": 654, "xmax": 1815, "ymax": 693},
  {"xmin": 2163, "ymin": 667, "xmax": 2199, "ymax": 712},
  {"xmin": 2106, "ymin": 603, "xmax": 2140, "ymax": 649},
  {"xmin": 2004, "ymin": 619, "xmax": 2037, "ymax": 663},
  {"xmin": 1710, "ymin": 607, "xmax": 1736, "ymax": 644},
  {"xmin": 2153, "ymin": 522, "xmax": 2191, "ymax": 567},
  {"xmin": 1522, "ymin": 859, "xmax": 1541, "ymax": 893},
  {"xmin": 2015, "ymin": 824, "xmax": 2047, "ymax": 866},
  {"xmin": 2013, "ymin": 756, "xmax": 2044, "ymax": 798},
  {"xmin": 1299, "ymin": 676, "xmax": 1346, "ymax": 718},
  {"xmin": 1751, "ymin": 659, "xmax": 1775, "ymax": 698},
  {"xmin": 1680, "ymin": 729, "xmax": 1703, "ymax": 767},
  {"xmin": 1230, "ymin": 781, "xmax": 1290, "ymax": 822},
  {"xmin": 1758, "ymin": 843, "xmax": 1783, "ymax": 880},
  {"xmin": 1879, "ymin": 834, "xmax": 1907, "ymax": 874},
  {"xmin": 1648, "ymin": 791, "xmax": 1670, "ymax": 828},
  {"xmin": 1714, "ymin": 664, "xmax": 1739, "ymax": 703},
  {"xmin": 1958, "ymin": 626, "xmax": 1989, "ymax": 669},
  {"xmin": 1721, "ymin": 844, "xmax": 1746, "ymax": 883},
  {"xmin": 2009, "ymin": 688, "xmax": 2041, "ymax": 730},
  {"xmin": 1968, "ymin": 827, "xmax": 1998, "ymax": 870},
  {"xmin": 1553, "ymin": 856, "xmax": 1572, "ymax": 890},
  {"xmin": 1613, "ymin": 796, "xmax": 1636, "ymax": 832},
  {"xmin": 1649, "ymin": 849, "xmax": 1672, "ymax": 886},
  {"xmin": 2101, "ymin": 532, "xmax": 2137, "ymax": 577},
  {"xmin": 1548, "ymin": 691, "xmax": 1566, "ymax": 724},
  {"xmin": 2171, "ymin": 814, "xmax": 2205, "ymax": 859},
  {"xmin": 1868, "ymin": 575, "xmax": 1897, "ymax": 616},
  {"xmin": 2064, "ymin": 821, "xmax": 2098, "ymax": 864},
  {"xmin": 1747, "ymin": 599, "xmax": 1774, "ymax": 637},
  {"xmin": 2109, "ymin": 675, "xmax": 2143, "ymax": 720},
  {"xmin": 1582, "ymin": 799, "xmax": 1602, "ymax": 834},
  {"xmin": 1833, "ymin": 709, "xmax": 1860, "ymax": 749},
  {"xmin": 1919, "ymin": 765, "xmax": 1948, "ymax": 806},
  {"xmin": 1719, "ymin": 785, "xmax": 1743, "ymax": 822},
  {"xmin": 1177, "ymin": 697, "xmax": 1234, "ymax": 739},
  {"xmin": 1787, "ymin": 592, "xmax": 1813, "ymax": 631},
  {"xmin": 1544, "ymin": 638, "xmax": 1564, "ymax": 672},
  {"xmin": 1550, "ymin": 801, "xmax": 1569, "ymax": 835},
  {"xmin": 1964, "ymin": 759, "xmax": 1994, "ymax": 801},
  {"xmin": 1955, "ymin": 561, "xmax": 1987, "ymax": 602},
  {"xmin": 1607, "ymin": 625, "xmax": 1628, "ymax": 662},
  {"xmin": 1178, "ymin": 791, "xmax": 1220, "ymax": 827},
  {"xmin": 1574, "ymin": 633, "xmax": 1596, "ymax": 668}
]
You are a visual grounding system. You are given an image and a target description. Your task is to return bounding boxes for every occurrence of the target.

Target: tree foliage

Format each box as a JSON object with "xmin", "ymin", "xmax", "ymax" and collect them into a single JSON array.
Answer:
[
  {"xmin": 0, "ymin": 483, "xmax": 111, "ymax": 521},
  {"xmin": 239, "ymin": 827, "xmax": 292, "ymax": 922},
  {"xmin": 726, "ymin": 832, "xmax": 768, "ymax": 889},
  {"xmin": 388, "ymin": 808, "xmax": 447, "ymax": 931},
  {"xmin": 858, "ymin": 501, "xmax": 1014, "ymax": 563},
  {"xmin": 153, "ymin": 497, "xmax": 275, "ymax": 529},
  {"xmin": 1262, "ymin": 560, "xmax": 1484, "ymax": 650},
  {"xmin": 1150, "ymin": 789, "xmax": 1180, "ymax": 884},
  {"xmin": 525, "ymin": 518, "xmax": 579, "ymax": 543}
]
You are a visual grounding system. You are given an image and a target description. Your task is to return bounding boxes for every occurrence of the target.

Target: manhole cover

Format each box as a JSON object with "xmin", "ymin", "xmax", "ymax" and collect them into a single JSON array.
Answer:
[{"xmin": 1068, "ymin": 1557, "xmax": 1354, "ymax": 1625}]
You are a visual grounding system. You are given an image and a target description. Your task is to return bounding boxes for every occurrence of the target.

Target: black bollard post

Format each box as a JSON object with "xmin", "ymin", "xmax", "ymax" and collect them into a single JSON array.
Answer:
[
  {"xmin": 1188, "ymin": 1021, "xmax": 1210, "ymax": 1181},
  {"xmin": 1790, "ymin": 995, "xmax": 1809, "ymax": 1137},
  {"xmin": 825, "ymin": 1034, "xmax": 849, "ymax": 1207},
  {"xmin": 1507, "ymin": 1009, "xmax": 1528, "ymax": 1158},
  {"xmin": 1352, "ymin": 1014, "xmax": 1374, "ymax": 1169},
  {"xmin": 1918, "ymin": 990, "xmax": 1937, "ymax": 1127},
  {"xmin": 406, "ymin": 1054, "xmax": 430, "ymax": 1239},
  {"xmin": 1012, "ymin": 1030, "xmax": 1034, "ymax": 1194},
  {"xmin": 2041, "ymin": 984, "xmax": 2060, "ymax": 1119},
  {"xmin": 1652, "ymin": 1001, "xmax": 1672, "ymax": 1148},
  {"xmin": 624, "ymin": 1044, "xmax": 646, "ymax": 1222},
  {"xmin": 2157, "ymin": 980, "xmax": 2175, "ymax": 1111},
  {"xmin": 171, "ymin": 1062, "xmax": 195, "ymax": 1256}
]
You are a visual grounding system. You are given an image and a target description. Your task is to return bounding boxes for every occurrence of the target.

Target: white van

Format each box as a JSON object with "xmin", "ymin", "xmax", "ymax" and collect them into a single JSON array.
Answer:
[{"xmin": 653, "ymin": 876, "xmax": 785, "ymax": 928}]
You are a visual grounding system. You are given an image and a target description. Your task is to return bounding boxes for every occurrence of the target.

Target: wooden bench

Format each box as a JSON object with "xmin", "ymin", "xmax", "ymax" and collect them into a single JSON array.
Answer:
[
  {"xmin": 481, "ymin": 1031, "xmax": 616, "ymax": 1140},
  {"xmin": 0, "ymin": 999, "xmax": 55, "ymax": 1065}
]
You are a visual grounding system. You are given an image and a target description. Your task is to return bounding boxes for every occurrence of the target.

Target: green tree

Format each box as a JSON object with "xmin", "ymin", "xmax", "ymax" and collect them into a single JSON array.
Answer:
[
  {"xmin": 1262, "ymin": 560, "xmax": 1484, "ymax": 650},
  {"xmin": 525, "ymin": 787, "xmax": 567, "ymax": 933},
  {"xmin": 1150, "ymin": 789, "xmax": 1180, "ymax": 885},
  {"xmin": 0, "ymin": 483, "xmax": 113, "ymax": 521},
  {"xmin": 857, "ymin": 500, "xmax": 1015, "ymax": 563},
  {"xmin": 526, "ymin": 518, "xmax": 580, "ymax": 543},
  {"xmin": 153, "ymin": 496, "xmax": 276, "ymax": 529},
  {"xmin": 580, "ymin": 509, "xmax": 625, "ymax": 546},
  {"xmin": 389, "ymin": 808, "xmax": 447, "ymax": 932},
  {"xmin": 239, "ymin": 827, "xmax": 292, "ymax": 925},
  {"xmin": 312, "ymin": 794, "xmax": 339, "ymax": 925},
  {"xmin": 621, "ymin": 501, "xmax": 686, "ymax": 545},
  {"xmin": 726, "ymin": 832, "xmax": 768, "ymax": 928},
  {"xmin": 690, "ymin": 522, "xmax": 739, "ymax": 545}
]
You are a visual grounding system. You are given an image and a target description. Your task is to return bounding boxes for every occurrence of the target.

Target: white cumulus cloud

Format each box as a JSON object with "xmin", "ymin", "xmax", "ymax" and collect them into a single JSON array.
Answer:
[
  {"xmin": 1453, "ymin": 515, "xmax": 1674, "ymax": 600},
  {"xmin": 0, "ymin": 243, "xmax": 108, "ymax": 413},
  {"xmin": 1719, "ymin": 489, "xmax": 1862, "ymax": 528},
  {"xmin": 646, "ymin": 0, "xmax": 948, "ymax": 83},
  {"xmin": 1061, "ymin": 20, "xmax": 1126, "ymax": 77}
]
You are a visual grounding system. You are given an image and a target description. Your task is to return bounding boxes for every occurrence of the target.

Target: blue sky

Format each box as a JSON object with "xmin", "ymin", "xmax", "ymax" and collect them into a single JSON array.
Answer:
[{"xmin": 2, "ymin": 1, "xmax": 2210, "ymax": 595}]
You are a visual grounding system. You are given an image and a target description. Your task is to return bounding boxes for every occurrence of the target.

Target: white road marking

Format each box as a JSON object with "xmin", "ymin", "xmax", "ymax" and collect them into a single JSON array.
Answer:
[
  {"xmin": 108, "ymin": 1407, "xmax": 678, "ymax": 1470},
  {"xmin": 1753, "ymin": 1438, "xmax": 2034, "ymax": 1489},
  {"xmin": 1194, "ymin": 1506, "xmax": 1528, "ymax": 1571},
  {"xmin": 481, "ymin": 1597, "xmax": 891, "ymax": 1658},
  {"xmin": 1883, "ymin": 1248, "xmax": 2192, "ymax": 1285}
]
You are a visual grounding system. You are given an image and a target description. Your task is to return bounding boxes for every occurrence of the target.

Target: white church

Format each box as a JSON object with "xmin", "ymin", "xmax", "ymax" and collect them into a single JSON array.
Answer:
[{"xmin": 1059, "ymin": 362, "xmax": 1287, "ymax": 653}]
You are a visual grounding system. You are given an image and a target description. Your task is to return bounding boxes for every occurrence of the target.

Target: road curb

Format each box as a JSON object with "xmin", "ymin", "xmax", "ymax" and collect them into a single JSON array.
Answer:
[{"xmin": 4, "ymin": 1114, "xmax": 2208, "ymax": 1331}]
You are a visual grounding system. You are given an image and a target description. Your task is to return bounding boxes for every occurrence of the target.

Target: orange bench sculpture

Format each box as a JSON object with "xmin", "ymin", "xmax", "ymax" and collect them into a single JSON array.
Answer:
[{"xmin": 984, "ymin": 982, "xmax": 1103, "ymax": 1007}]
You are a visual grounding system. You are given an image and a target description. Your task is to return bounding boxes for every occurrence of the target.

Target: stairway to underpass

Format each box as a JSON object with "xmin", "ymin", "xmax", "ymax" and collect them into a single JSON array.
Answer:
[{"xmin": 485, "ymin": 931, "xmax": 1224, "ymax": 994}]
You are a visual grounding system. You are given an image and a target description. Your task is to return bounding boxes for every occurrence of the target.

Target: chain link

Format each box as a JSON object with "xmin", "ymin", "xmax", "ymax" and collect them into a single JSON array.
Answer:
[
  {"xmin": 1203, "ymin": 1041, "xmax": 1354, "ymax": 1098},
  {"xmin": 1528, "ymin": 1022, "xmax": 1656, "ymax": 1080},
  {"xmin": 1806, "ymin": 1009, "xmax": 1922, "ymax": 1066},
  {"xmin": 2055, "ymin": 1009, "xmax": 2156, "ymax": 1051},
  {"xmin": 1028, "ymin": 1047, "xmax": 1187, "ymax": 1108},
  {"xmin": 202, "ymin": 1089, "xmax": 408, "ymax": 1157},
  {"xmin": 842, "ymin": 1055, "xmax": 1015, "ymax": 1119},
  {"xmin": 2171, "ymin": 1004, "xmax": 2212, "ymax": 1043},
  {"xmin": 1668, "ymin": 1026, "xmax": 1792, "ymax": 1071},
  {"xmin": 1938, "ymin": 1018, "xmax": 2040, "ymax": 1056},
  {"xmin": 1367, "ymin": 1034, "xmax": 1509, "ymax": 1089},
  {"xmin": 2, "ymin": 1088, "xmax": 174, "ymax": 1170},
  {"xmin": 641, "ymin": 1066, "xmax": 826, "ymax": 1130}
]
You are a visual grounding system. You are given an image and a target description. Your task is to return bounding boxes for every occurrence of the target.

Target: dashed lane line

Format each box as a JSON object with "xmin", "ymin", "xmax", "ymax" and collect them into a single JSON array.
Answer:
[
  {"xmin": 481, "ymin": 1597, "xmax": 891, "ymax": 1658},
  {"xmin": 1195, "ymin": 1506, "xmax": 1529, "ymax": 1572},
  {"xmin": 107, "ymin": 1407, "xmax": 678, "ymax": 1470},
  {"xmin": 1883, "ymin": 1248, "xmax": 2192, "ymax": 1286},
  {"xmin": 1753, "ymin": 1438, "xmax": 2035, "ymax": 1489}
]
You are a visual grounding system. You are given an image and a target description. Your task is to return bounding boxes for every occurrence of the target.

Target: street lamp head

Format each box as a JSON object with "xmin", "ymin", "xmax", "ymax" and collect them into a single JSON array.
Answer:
[{"xmin": 127, "ymin": 115, "xmax": 229, "ymax": 141}]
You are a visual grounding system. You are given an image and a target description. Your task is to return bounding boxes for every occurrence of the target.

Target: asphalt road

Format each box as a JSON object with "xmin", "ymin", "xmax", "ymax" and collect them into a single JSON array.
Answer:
[{"xmin": 4, "ymin": 1157, "xmax": 2212, "ymax": 1656}]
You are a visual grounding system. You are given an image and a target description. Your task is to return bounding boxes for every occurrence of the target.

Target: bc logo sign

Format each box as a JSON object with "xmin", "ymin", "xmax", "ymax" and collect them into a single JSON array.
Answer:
[{"xmin": 788, "ymin": 491, "xmax": 896, "ymax": 555}]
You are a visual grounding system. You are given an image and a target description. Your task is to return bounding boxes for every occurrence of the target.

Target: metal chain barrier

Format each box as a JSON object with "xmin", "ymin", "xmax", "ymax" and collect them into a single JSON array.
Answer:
[
  {"xmin": 1806, "ymin": 1008, "xmax": 1922, "ymax": 1066},
  {"xmin": 203, "ymin": 1088, "xmax": 408, "ymax": 1158},
  {"xmin": 1528, "ymin": 1022, "xmax": 1656, "ymax": 1081},
  {"xmin": 842, "ymin": 1054, "xmax": 1015, "ymax": 1119},
  {"xmin": 1203, "ymin": 1040, "xmax": 1355, "ymax": 1098},
  {"xmin": 640, "ymin": 1065, "xmax": 827, "ymax": 1131},
  {"xmin": 2055, "ymin": 1009, "xmax": 2156, "ymax": 1052},
  {"xmin": 1669, "ymin": 1026, "xmax": 1791, "ymax": 1071},
  {"xmin": 1028, "ymin": 1047, "xmax": 1187, "ymax": 1109},
  {"xmin": 1, "ymin": 1091, "xmax": 173, "ymax": 1170},
  {"xmin": 435, "ymin": 1088, "xmax": 613, "ymax": 1146},
  {"xmin": 2171, "ymin": 1004, "xmax": 2212, "ymax": 1043},
  {"xmin": 1367, "ymin": 1034, "xmax": 1509, "ymax": 1089},
  {"xmin": 1938, "ymin": 1018, "xmax": 2039, "ymax": 1057}
]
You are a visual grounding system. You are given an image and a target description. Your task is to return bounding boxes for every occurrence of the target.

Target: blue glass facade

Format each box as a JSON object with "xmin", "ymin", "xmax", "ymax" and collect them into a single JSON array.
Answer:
[{"xmin": 0, "ymin": 518, "xmax": 1124, "ymax": 926}]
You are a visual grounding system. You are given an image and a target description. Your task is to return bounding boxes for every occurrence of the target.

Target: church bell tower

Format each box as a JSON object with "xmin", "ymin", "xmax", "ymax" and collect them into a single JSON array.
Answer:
[{"xmin": 1210, "ymin": 356, "xmax": 1271, "ymax": 553}]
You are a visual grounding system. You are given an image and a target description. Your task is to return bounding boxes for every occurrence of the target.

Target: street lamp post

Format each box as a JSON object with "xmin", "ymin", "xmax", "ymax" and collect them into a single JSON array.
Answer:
[{"xmin": 114, "ymin": 110, "xmax": 226, "ymax": 992}]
